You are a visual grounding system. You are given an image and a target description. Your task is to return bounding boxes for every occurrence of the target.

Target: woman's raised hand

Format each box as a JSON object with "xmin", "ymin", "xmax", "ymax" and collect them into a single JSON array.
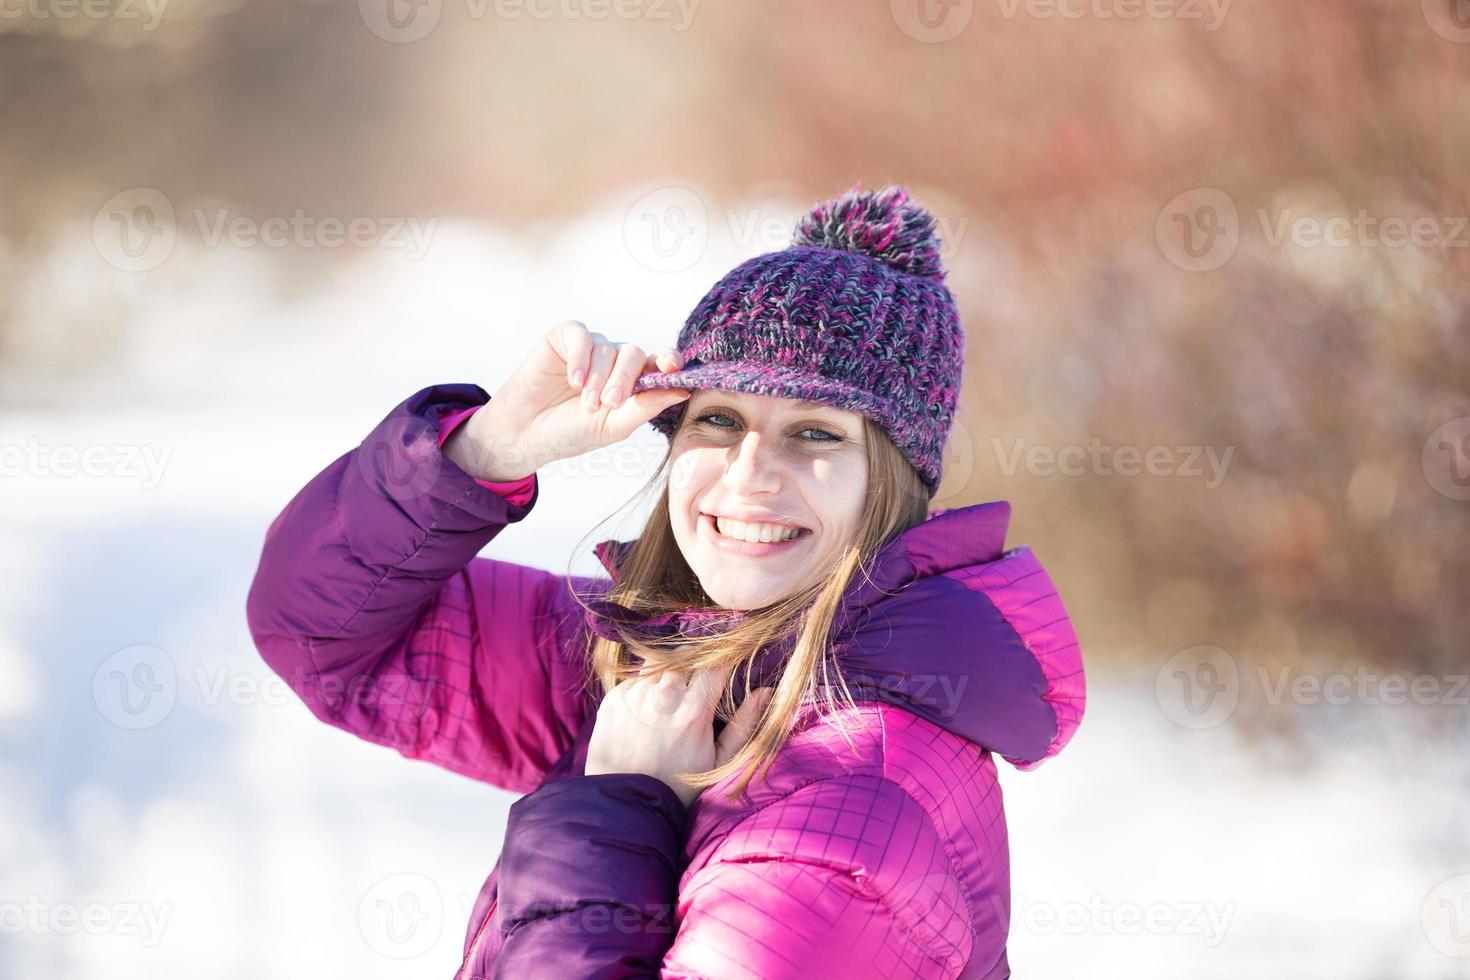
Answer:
[{"xmin": 445, "ymin": 320, "xmax": 693, "ymax": 482}]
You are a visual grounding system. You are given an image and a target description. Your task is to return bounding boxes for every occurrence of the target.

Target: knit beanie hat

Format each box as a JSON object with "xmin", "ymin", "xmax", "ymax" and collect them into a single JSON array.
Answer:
[{"xmin": 629, "ymin": 184, "xmax": 966, "ymax": 498}]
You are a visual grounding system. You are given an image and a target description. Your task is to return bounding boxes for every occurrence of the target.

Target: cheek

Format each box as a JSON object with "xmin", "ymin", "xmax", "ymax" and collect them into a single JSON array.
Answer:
[
  {"xmin": 667, "ymin": 447, "xmax": 716, "ymax": 521},
  {"xmin": 809, "ymin": 463, "xmax": 867, "ymax": 550},
  {"xmin": 807, "ymin": 456, "xmax": 868, "ymax": 510}
]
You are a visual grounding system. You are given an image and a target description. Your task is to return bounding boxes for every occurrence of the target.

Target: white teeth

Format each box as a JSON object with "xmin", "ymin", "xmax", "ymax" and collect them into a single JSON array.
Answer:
[{"xmin": 714, "ymin": 516, "xmax": 802, "ymax": 543}]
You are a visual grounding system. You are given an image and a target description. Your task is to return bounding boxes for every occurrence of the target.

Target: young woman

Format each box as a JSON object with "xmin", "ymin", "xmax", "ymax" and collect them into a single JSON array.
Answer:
[{"xmin": 246, "ymin": 185, "xmax": 1086, "ymax": 979}]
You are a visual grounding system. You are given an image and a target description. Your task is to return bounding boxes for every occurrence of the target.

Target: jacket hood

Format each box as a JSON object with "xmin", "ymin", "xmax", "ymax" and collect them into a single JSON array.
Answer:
[{"xmin": 588, "ymin": 501, "xmax": 1086, "ymax": 771}]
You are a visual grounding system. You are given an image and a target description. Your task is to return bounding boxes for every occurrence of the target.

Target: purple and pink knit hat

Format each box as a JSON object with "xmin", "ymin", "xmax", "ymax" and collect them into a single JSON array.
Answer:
[{"xmin": 630, "ymin": 184, "xmax": 966, "ymax": 497}]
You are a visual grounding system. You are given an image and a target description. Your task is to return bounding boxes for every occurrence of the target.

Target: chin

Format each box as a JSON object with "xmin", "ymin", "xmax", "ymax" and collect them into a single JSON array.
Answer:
[{"xmin": 699, "ymin": 573, "xmax": 792, "ymax": 611}]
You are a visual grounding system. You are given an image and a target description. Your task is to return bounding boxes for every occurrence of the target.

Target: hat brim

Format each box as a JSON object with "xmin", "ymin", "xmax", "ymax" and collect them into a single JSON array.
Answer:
[{"xmin": 630, "ymin": 360, "xmax": 897, "ymax": 437}]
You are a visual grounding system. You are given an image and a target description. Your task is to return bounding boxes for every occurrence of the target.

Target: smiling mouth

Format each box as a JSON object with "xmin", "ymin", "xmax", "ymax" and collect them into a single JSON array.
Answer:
[{"xmin": 701, "ymin": 513, "xmax": 812, "ymax": 545}]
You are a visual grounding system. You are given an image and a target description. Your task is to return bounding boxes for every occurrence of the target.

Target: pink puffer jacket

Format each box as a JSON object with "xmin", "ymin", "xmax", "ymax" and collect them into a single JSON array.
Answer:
[{"xmin": 245, "ymin": 384, "xmax": 1087, "ymax": 979}]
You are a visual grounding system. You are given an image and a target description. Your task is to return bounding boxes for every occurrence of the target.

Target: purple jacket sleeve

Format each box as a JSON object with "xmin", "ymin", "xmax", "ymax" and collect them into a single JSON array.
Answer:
[
  {"xmin": 244, "ymin": 383, "xmax": 601, "ymax": 793},
  {"xmin": 494, "ymin": 773, "xmax": 689, "ymax": 978},
  {"xmin": 494, "ymin": 772, "xmax": 970, "ymax": 979}
]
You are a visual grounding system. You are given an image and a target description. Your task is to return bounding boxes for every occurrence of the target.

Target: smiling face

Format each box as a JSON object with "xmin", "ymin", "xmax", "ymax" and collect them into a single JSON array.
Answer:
[{"xmin": 666, "ymin": 389, "xmax": 871, "ymax": 610}]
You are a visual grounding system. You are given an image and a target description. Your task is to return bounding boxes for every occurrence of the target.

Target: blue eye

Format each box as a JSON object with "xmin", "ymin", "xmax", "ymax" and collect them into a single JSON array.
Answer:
[{"xmin": 694, "ymin": 412, "xmax": 843, "ymax": 444}]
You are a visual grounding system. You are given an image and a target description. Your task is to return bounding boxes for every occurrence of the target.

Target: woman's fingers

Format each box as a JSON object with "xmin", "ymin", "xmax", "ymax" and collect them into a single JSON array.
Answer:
[
  {"xmin": 601, "ymin": 343, "xmax": 683, "ymax": 410},
  {"xmin": 645, "ymin": 348, "xmax": 684, "ymax": 374},
  {"xmin": 600, "ymin": 343, "xmax": 647, "ymax": 409},
  {"xmin": 581, "ymin": 337, "xmax": 618, "ymax": 411},
  {"xmin": 545, "ymin": 323, "xmax": 683, "ymax": 412},
  {"xmin": 555, "ymin": 320, "xmax": 595, "ymax": 388},
  {"xmin": 622, "ymin": 660, "xmax": 688, "ymax": 726},
  {"xmin": 686, "ymin": 664, "xmax": 732, "ymax": 715},
  {"xmin": 555, "ymin": 323, "xmax": 679, "ymax": 384},
  {"xmin": 716, "ymin": 687, "xmax": 774, "ymax": 767},
  {"xmin": 550, "ymin": 322, "xmax": 684, "ymax": 413}
]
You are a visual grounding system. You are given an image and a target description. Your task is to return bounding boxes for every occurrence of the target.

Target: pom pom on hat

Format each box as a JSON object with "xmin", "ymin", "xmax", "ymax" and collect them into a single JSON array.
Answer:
[{"xmin": 791, "ymin": 183, "xmax": 945, "ymax": 279}]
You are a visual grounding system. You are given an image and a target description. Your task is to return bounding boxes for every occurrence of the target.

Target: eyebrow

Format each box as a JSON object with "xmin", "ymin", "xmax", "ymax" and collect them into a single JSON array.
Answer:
[{"xmin": 701, "ymin": 394, "xmax": 842, "ymax": 415}]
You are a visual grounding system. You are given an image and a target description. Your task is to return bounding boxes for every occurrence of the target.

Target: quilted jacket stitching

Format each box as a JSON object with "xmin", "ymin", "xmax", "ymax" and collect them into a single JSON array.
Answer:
[{"xmin": 874, "ymin": 703, "xmax": 978, "ymax": 971}]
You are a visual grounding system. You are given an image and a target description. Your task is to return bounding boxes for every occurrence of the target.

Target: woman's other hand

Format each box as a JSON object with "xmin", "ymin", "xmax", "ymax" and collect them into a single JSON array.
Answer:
[
  {"xmin": 444, "ymin": 320, "xmax": 692, "ymax": 482},
  {"xmin": 585, "ymin": 663, "xmax": 775, "ymax": 808}
]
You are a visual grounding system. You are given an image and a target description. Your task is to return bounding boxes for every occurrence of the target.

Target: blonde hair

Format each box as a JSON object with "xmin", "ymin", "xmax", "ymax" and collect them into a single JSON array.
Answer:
[{"xmin": 568, "ymin": 413, "xmax": 931, "ymax": 801}]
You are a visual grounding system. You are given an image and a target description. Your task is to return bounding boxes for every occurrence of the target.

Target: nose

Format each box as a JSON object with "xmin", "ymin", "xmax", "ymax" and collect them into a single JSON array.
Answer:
[{"xmin": 722, "ymin": 431, "xmax": 781, "ymax": 495}]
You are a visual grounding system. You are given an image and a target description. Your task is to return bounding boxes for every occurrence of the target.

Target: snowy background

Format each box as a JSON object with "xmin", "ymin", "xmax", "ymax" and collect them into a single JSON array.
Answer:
[{"xmin": 2, "ymin": 198, "xmax": 1467, "ymax": 978}]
